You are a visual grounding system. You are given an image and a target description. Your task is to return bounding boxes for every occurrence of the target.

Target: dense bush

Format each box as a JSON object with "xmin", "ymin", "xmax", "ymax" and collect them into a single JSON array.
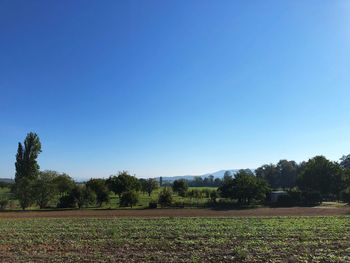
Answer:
[
  {"xmin": 0, "ymin": 196, "xmax": 9, "ymax": 210},
  {"xmin": 288, "ymin": 188, "xmax": 303, "ymax": 204},
  {"xmin": 72, "ymin": 185, "xmax": 96, "ymax": 209},
  {"xmin": 57, "ymin": 194, "xmax": 76, "ymax": 208},
  {"xmin": 219, "ymin": 169, "xmax": 270, "ymax": 205},
  {"xmin": 172, "ymin": 180, "xmax": 188, "ymax": 197},
  {"xmin": 86, "ymin": 178, "xmax": 110, "ymax": 206},
  {"xmin": 210, "ymin": 190, "xmax": 218, "ymax": 203},
  {"xmin": 340, "ymin": 187, "xmax": 350, "ymax": 203},
  {"xmin": 148, "ymin": 202, "xmax": 157, "ymax": 209},
  {"xmin": 158, "ymin": 188, "xmax": 173, "ymax": 207},
  {"xmin": 272, "ymin": 189, "xmax": 323, "ymax": 207},
  {"xmin": 120, "ymin": 191, "xmax": 139, "ymax": 208},
  {"xmin": 276, "ymin": 194, "xmax": 295, "ymax": 207},
  {"xmin": 302, "ymin": 191, "xmax": 322, "ymax": 206}
]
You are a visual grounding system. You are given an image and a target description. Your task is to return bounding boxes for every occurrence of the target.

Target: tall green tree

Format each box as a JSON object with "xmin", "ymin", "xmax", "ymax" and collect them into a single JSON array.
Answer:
[
  {"xmin": 71, "ymin": 184, "xmax": 96, "ymax": 209},
  {"xmin": 297, "ymin": 156, "xmax": 344, "ymax": 199},
  {"xmin": 119, "ymin": 191, "xmax": 139, "ymax": 208},
  {"xmin": 52, "ymin": 173, "xmax": 75, "ymax": 197},
  {"xmin": 107, "ymin": 171, "xmax": 140, "ymax": 198},
  {"xmin": 256, "ymin": 160, "xmax": 298, "ymax": 189},
  {"xmin": 140, "ymin": 178, "xmax": 159, "ymax": 196},
  {"xmin": 255, "ymin": 164, "xmax": 279, "ymax": 189},
  {"xmin": 14, "ymin": 132, "xmax": 42, "ymax": 210},
  {"xmin": 276, "ymin": 160, "xmax": 298, "ymax": 189},
  {"xmin": 219, "ymin": 169, "xmax": 270, "ymax": 205},
  {"xmin": 86, "ymin": 178, "xmax": 110, "ymax": 206},
  {"xmin": 33, "ymin": 171, "xmax": 58, "ymax": 209},
  {"xmin": 158, "ymin": 187, "xmax": 173, "ymax": 207},
  {"xmin": 172, "ymin": 179, "xmax": 188, "ymax": 197},
  {"xmin": 340, "ymin": 155, "xmax": 350, "ymax": 170}
]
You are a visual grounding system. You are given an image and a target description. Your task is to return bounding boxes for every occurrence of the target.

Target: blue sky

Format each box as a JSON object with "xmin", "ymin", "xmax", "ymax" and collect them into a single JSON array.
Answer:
[{"xmin": 1, "ymin": 1, "xmax": 350, "ymax": 180}]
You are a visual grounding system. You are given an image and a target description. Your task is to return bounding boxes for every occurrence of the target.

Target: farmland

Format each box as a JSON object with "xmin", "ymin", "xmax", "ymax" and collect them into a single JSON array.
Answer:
[{"xmin": 0, "ymin": 216, "xmax": 349, "ymax": 262}]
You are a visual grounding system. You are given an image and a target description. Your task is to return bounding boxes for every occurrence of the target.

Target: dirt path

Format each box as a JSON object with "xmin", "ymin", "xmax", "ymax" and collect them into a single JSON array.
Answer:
[{"xmin": 0, "ymin": 207, "xmax": 349, "ymax": 219}]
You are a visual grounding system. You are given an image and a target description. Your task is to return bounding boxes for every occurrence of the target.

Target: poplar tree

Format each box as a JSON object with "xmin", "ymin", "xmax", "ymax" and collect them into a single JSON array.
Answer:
[{"xmin": 14, "ymin": 132, "xmax": 42, "ymax": 210}]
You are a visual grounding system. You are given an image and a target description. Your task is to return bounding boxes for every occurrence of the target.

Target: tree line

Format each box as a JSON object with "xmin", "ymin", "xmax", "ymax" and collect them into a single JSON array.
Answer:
[
  {"xmin": 174, "ymin": 156, "xmax": 350, "ymax": 206},
  {"xmin": 5, "ymin": 132, "xmax": 350, "ymax": 210}
]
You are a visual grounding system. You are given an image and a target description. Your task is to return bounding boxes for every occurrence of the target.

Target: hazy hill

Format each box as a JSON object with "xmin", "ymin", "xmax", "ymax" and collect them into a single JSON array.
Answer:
[{"xmin": 159, "ymin": 169, "xmax": 240, "ymax": 182}]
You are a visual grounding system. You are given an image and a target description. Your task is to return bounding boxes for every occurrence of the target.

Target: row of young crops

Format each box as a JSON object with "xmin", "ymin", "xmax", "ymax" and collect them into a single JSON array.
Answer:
[{"xmin": 0, "ymin": 216, "xmax": 349, "ymax": 262}]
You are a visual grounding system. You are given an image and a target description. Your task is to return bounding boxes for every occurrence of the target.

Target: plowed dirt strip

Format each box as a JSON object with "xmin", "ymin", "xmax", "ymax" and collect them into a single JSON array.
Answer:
[{"xmin": 0, "ymin": 207, "xmax": 349, "ymax": 218}]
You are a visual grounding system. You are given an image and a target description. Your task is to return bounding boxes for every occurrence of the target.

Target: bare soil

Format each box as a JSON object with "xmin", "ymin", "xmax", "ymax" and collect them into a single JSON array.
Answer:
[{"xmin": 0, "ymin": 206, "xmax": 349, "ymax": 218}]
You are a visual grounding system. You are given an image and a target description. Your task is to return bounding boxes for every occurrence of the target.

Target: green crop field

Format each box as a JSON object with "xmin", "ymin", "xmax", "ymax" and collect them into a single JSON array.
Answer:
[{"xmin": 0, "ymin": 216, "xmax": 349, "ymax": 262}]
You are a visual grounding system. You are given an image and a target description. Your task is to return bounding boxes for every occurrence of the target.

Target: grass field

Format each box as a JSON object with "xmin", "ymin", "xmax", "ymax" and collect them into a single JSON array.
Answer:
[{"xmin": 0, "ymin": 216, "xmax": 349, "ymax": 262}]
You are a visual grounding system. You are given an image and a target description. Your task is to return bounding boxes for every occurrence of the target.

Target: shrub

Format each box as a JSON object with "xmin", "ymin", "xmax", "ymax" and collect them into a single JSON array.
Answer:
[
  {"xmin": 172, "ymin": 180, "xmax": 188, "ymax": 197},
  {"xmin": 71, "ymin": 185, "xmax": 96, "ymax": 209},
  {"xmin": 86, "ymin": 178, "xmax": 110, "ymax": 206},
  {"xmin": 210, "ymin": 191, "xmax": 218, "ymax": 203},
  {"xmin": 158, "ymin": 188, "xmax": 173, "ymax": 207},
  {"xmin": 57, "ymin": 194, "xmax": 76, "ymax": 208},
  {"xmin": 340, "ymin": 187, "xmax": 350, "ymax": 203},
  {"xmin": 120, "ymin": 191, "xmax": 139, "ymax": 208},
  {"xmin": 288, "ymin": 188, "xmax": 302, "ymax": 205},
  {"xmin": 0, "ymin": 197, "xmax": 9, "ymax": 210},
  {"xmin": 276, "ymin": 194, "xmax": 294, "ymax": 207},
  {"xmin": 201, "ymin": 189, "xmax": 211, "ymax": 198},
  {"xmin": 148, "ymin": 202, "xmax": 157, "ymax": 209},
  {"xmin": 302, "ymin": 191, "xmax": 322, "ymax": 206}
]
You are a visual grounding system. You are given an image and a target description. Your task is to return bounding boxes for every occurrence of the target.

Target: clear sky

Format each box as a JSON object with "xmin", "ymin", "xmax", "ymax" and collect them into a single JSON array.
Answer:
[{"xmin": 1, "ymin": 1, "xmax": 350, "ymax": 180}]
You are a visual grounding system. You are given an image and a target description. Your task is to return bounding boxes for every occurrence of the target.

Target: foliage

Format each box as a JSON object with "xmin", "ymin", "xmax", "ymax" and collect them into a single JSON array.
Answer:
[
  {"xmin": 188, "ymin": 175, "xmax": 222, "ymax": 187},
  {"xmin": 301, "ymin": 191, "xmax": 322, "ymax": 206},
  {"xmin": 297, "ymin": 156, "xmax": 345, "ymax": 199},
  {"xmin": 0, "ymin": 195, "xmax": 9, "ymax": 210},
  {"xmin": 33, "ymin": 170, "xmax": 58, "ymax": 209},
  {"xmin": 71, "ymin": 185, "xmax": 96, "ymax": 209},
  {"xmin": 340, "ymin": 187, "xmax": 350, "ymax": 203},
  {"xmin": 14, "ymin": 132, "xmax": 42, "ymax": 210},
  {"xmin": 172, "ymin": 179, "xmax": 188, "ymax": 197},
  {"xmin": 119, "ymin": 191, "xmax": 139, "ymax": 208},
  {"xmin": 52, "ymin": 173, "xmax": 75, "ymax": 196},
  {"xmin": 210, "ymin": 190, "xmax": 218, "ymax": 203},
  {"xmin": 57, "ymin": 194, "xmax": 76, "ymax": 208},
  {"xmin": 287, "ymin": 188, "xmax": 303, "ymax": 205},
  {"xmin": 340, "ymin": 154, "xmax": 350, "ymax": 170},
  {"xmin": 107, "ymin": 171, "xmax": 140, "ymax": 198},
  {"xmin": 0, "ymin": 181, "xmax": 13, "ymax": 188},
  {"xmin": 140, "ymin": 178, "xmax": 159, "ymax": 196},
  {"xmin": 256, "ymin": 160, "xmax": 298, "ymax": 189},
  {"xmin": 255, "ymin": 164, "xmax": 279, "ymax": 189},
  {"xmin": 86, "ymin": 178, "xmax": 110, "ymax": 206},
  {"xmin": 187, "ymin": 189, "xmax": 202, "ymax": 199},
  {"xmin": 219, "ymin": 169, "xmax": 270, "ymax": 205},
  {"xmin": 158, "ymin": 187, "xmax": 173, "ymax": 207},
  {"xmin": 148, "ymin": 202, "xmax": 157, "ymax": 209}
]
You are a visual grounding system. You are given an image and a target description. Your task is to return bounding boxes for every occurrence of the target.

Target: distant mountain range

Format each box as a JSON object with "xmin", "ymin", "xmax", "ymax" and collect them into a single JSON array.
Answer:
[{"xmin": 159, "ymin": 169, "xmax": 241, "ymax": 182}]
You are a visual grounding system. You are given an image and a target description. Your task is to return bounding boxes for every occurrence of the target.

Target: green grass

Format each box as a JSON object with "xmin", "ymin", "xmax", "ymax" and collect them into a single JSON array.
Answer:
[
  {"xmin": 0, "ymin": 216, "xmax": 349, "ymax": 262},
  {"xmin": 188, "ymin": 186, "xmax": 217, "ymax": 191},
  {"xmin": 0, "ymin": 187, "xmax": 10, "ymax": 195}
]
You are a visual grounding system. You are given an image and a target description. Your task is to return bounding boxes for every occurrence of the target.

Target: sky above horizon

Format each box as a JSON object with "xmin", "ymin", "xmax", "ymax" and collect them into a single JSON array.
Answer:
[{"xmin": 1, "ymin": 1, "xmax": 350, "ymax": 180}]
